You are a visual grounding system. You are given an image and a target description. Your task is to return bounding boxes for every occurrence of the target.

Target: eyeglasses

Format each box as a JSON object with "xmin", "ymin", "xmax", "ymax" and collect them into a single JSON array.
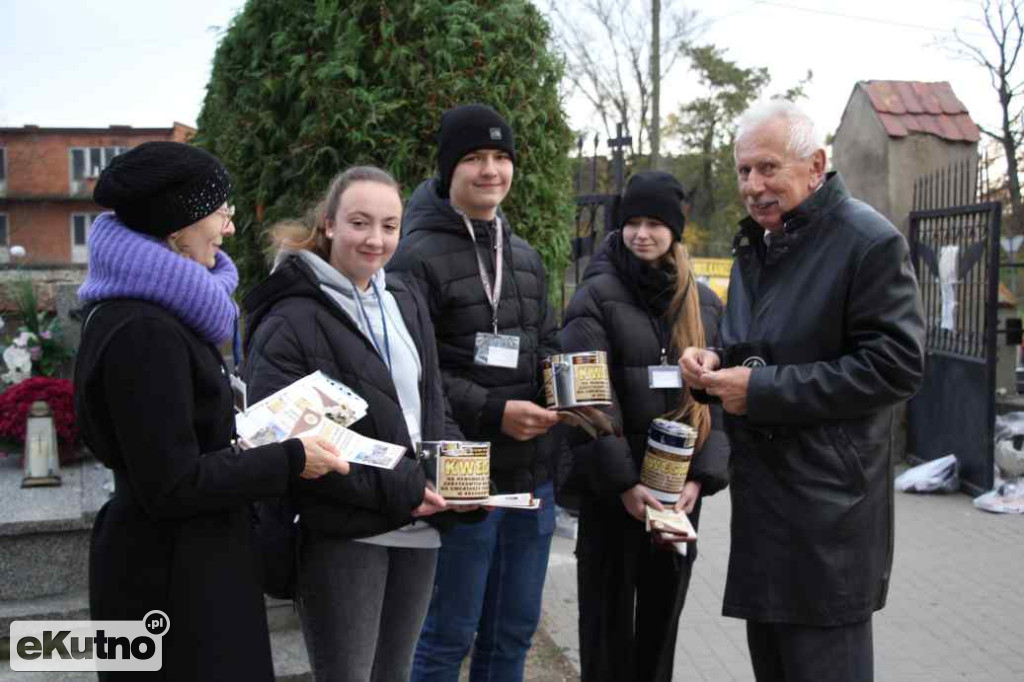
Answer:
[{"xmin": 217, "ymin": 205, "xmax": 236, "ymax": 229}]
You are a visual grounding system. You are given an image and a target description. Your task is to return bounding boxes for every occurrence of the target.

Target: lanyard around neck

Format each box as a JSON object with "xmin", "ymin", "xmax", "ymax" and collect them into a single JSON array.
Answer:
[
  {"xmin": 458, "ymin": 212, "xmax": 504, "ymax": 333},
  {"xmin": 643, "ymin": 272, "xmax": 692, "ymax": 365},
  {"xmin": 355, "ymin": 279, "xmax": 392, "ymax": 372}
]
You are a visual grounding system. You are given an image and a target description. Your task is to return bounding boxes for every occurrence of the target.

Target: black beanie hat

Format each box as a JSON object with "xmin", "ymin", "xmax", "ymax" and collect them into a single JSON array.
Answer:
[
  {"xmin": 93, "ymin": 141, "xmax": 232, "ymax": 238},
  {"xmin": 616, "ymin": 170, "xmax": 687, "ymax": 241},
  {"xmin": 436, "ymin": 104, "xmax": 516, "ymax": 197}
]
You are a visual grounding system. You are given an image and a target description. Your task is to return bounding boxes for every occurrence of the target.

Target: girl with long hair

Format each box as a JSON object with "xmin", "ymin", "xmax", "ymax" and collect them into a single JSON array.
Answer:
[{"xmin": 559, "ymin": 170, "xmax": 730, "ymax": 681}]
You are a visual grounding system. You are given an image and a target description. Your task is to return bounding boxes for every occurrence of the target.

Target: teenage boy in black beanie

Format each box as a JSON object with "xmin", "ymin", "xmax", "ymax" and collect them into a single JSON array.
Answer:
[{"xmin": 389, "ymin": 104, "xmax": 561, "ymax": 682}]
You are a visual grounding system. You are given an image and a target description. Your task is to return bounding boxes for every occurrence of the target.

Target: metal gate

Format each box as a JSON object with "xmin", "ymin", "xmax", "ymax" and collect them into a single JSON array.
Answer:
[
  {"xmin": 561, "ymin": 124, "xmax": 631, "ymax": 306},
  {"xmin": 907, "ymin": 164, "xmax": 1001, "ymax": 494}
]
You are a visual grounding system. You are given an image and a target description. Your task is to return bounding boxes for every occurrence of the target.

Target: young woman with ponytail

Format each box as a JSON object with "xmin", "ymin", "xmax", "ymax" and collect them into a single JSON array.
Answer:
[{"xmin": 559, "ymin": 170, "xmax": 730, "ymax": 682}]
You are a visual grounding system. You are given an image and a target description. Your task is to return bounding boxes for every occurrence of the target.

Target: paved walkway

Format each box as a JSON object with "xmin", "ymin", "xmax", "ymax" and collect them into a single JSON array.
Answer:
[{"xmin": 541, "ymin": 486, "xmax": 1024, "ymax": 681}]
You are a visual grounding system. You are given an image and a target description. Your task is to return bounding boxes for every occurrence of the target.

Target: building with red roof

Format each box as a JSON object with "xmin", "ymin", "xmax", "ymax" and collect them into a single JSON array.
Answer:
[{"xmin": 832, "ymin": 81, "xmax": 980, "ymax": 232}]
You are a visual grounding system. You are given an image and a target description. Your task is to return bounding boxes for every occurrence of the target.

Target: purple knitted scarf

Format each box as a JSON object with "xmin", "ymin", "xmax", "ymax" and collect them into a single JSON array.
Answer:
[{"xmin": 78, "ymin": 212, "xmax": 238, "ymax": 344}]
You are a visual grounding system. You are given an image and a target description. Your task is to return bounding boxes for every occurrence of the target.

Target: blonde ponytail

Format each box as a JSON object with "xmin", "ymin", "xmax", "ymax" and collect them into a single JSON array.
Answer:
[{"xmin": 662, "ymin": 241, "xmax": 711, "ymax": 450}]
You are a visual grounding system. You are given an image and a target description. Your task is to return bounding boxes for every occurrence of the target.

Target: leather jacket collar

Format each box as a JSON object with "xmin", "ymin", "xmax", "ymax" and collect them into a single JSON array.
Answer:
[{"xmin": 733, "ymin": 172, "xmax": 850, "ymax": 264}]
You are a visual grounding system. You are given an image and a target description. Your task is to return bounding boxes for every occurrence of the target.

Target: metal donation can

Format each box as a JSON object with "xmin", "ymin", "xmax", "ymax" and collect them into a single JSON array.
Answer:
[
  {"xmin": 640, "ymin": 419, "xmax": 697, "ymax": 503},
  {"xmin": 542, "ymin": 351, "xmax": 612, "ymax": 409},
  {"xmin": 417, "ymin": 441, "xmax": 491, "ymax": 503}
]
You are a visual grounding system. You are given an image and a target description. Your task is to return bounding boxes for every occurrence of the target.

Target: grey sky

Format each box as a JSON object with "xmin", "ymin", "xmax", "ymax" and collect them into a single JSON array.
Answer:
[{"xmin": 0, "ymin": 0, "xmax": 1006, "ymax": 154}]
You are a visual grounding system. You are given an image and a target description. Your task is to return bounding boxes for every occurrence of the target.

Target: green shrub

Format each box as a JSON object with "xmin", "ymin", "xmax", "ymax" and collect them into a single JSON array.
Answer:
[{"xmin": 196, "ymin": 0, "xmax": 575, "ymax": 303}]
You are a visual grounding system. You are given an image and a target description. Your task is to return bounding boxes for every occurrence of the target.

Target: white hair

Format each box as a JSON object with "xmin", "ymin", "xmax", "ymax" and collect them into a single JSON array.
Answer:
[{"xmin": 735, "ymin": 99, "xmax": 825, "ymax": 159}]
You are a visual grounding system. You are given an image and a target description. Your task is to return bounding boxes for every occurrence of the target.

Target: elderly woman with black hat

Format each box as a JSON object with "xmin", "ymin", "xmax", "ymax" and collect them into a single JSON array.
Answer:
[
  {"xmin": 73, "ymin": 141, "xmax": 349, "ymax": 682},
  {"xmin": 559, "ymin": 170, "xmax": 730, "ymax": 682}
]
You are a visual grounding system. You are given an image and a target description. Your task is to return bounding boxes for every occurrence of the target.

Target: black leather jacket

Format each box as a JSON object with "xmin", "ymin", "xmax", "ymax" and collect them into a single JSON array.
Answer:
[{"xmin": 718, "ymin": 172, "xmax": 925, "ymax": 625}]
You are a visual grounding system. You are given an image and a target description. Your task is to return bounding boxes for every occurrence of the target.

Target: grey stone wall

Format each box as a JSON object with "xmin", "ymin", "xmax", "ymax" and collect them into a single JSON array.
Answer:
[
  {"xmin": 832, "ymin": 85, "xmax": 978, "ymax": 236},
  {"xmin": 833, "ymin": 88, "xmax": 892, "ymax": 222}
]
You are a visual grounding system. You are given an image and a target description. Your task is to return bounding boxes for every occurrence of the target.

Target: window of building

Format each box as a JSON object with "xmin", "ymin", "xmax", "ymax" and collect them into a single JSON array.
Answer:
[
  {"xmin": 70, "ymin": 146, "xmax": 127, "ymax": 180},
  {"xmin": 0, "ymin": 148, "xmax": 6, "ymax": 194},
  {"xmin": 71, "ymin": 213, "xmax": 100, "ymax": 263},
  {"xmin": 0, "ymin": 214, "xmax": 9, "ymax": 264}
]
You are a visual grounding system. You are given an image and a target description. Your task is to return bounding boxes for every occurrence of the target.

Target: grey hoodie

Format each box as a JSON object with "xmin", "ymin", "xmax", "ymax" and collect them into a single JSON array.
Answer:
[{"xmin": 275, "ymin": 249, "xmax": 438, "ymax": 549}]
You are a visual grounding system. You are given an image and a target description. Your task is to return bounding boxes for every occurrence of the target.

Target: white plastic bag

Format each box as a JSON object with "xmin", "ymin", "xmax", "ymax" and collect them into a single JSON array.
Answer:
[
  {"xmin": 995, "ymin": 412, "xmax": 1024, "ymax": 441},
  {"xmin": 974, "ymin": 421, "xmax": 1024, "ymax": 513},
  {"xmin": 973, "ymin": 486, "xmax": 1024, "ymax": 513},
  {"xmin": 894, "ymin": 454, "xmax": 959, "ymax": 493}
]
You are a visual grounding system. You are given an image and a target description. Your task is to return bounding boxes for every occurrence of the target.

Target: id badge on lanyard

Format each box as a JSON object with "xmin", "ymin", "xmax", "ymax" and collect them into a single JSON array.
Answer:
[
  {"xmin": 648, "ymin": 342, "xmax": 682, "ymax": 390},
  {"xmin": 474, "ymin": 332, "xmax": 521, "ymax": 369},
  {"xmin": 648, "ymin": 362, "xmax": 683, "ymax": 389},
  {"xmin": 461, "ymin": 212, "xmax": 521, "ymax": 368}
]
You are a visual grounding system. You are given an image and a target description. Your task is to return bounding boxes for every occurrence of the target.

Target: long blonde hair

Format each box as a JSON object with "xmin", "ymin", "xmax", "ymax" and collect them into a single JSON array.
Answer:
[
  {"xmin": 266, "ymin": 165, "xmax": 400, "ymax": 261},
  {"xmin": 662, "ymin": 241, "xmax": 711, "ymax": 450}
]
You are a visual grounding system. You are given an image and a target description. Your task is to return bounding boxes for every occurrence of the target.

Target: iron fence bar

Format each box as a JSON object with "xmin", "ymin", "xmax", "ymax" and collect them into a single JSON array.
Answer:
[
  {"xmin": 910, "ymin": 203, "xmax": 1001, "ymax": 220},
  {"xmin": 983, "ymin": 203, "xmax": 1001, "ymax": 490},
  {"xmin": 921, "ymin": 349, "xmax": 988, "ymax": 364},
  {"xmin": 959, "ymin": 210, "xmax": 969, "ymax": 356},
  {"xmin": 970, "ymin": 214, "xmax": 979, "ymax": 356}
]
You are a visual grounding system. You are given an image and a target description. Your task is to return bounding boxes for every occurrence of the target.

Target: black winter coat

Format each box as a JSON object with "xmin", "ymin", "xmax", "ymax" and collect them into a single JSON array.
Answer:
[
  {"xmin": 75, "ymin": 300, "xmax": 304, "ymax": 682},
  {"xmin": 240, "ymin": 253, "xmax": 464, "ymax": 539},
  {"xmin": 718, "ymin": 173, "xmax": 925, "ymax": 626},
  {"xmin": 559, "ymin": 233, "xmax": 730, "ymax": 515},
  {"xmin": 387, "ymin": 178, "xmax": 561, "ymax": 492},
  {"xmin": 561, "ymin": 234, "xmax": 731, "ymax": 682}
]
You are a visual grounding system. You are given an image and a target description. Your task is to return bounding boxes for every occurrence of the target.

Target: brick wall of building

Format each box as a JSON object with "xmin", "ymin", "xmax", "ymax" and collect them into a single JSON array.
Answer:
[{"xmin": 0, "ymin": 123, "xmax": 194, "ymax": 264}]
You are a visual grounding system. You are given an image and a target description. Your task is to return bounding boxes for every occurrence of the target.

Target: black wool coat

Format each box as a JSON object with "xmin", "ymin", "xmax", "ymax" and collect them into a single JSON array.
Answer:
[
  {"xmin": 559, "ymin": 233, "xmax": 730, "ymax": 516},
  {"xmin": 387, "ymin": 178, "xmax": 561, "ymax": 493},
  {"xmin": 719, "ymin": 172, "xmax": 925, "ymax": 626},
  {"xmin": 75, "ymin": 299, "xmax": 304, "ymax": 682},
  {"xmin": 240, "ymin": 253, "xmax": 464, "ymax": 539}
]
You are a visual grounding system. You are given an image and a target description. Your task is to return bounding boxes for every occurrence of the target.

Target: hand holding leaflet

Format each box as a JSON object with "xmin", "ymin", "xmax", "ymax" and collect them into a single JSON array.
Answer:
[
  {"xmin": 646, "ymin": 505, "xmax": 697, "ymax": 555},
  {"xmin": 235, "ymin": 371, "xmax": 405, "ymax": 470}
]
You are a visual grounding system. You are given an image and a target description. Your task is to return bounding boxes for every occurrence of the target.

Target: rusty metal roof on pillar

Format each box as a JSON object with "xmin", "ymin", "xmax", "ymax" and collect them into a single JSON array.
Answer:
[{"xmin": 861, "ymin": 80, "xmax": 981, "ymax": 143}]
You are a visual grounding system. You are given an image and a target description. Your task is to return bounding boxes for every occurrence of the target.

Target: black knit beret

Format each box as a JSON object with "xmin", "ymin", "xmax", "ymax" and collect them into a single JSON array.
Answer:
[
  {"xmin": 93, "ymin": 141, "xmax": 231, "ymax": 238},
  {"xmin": 616, "ymin": 170, "xmax": 686, "ymax": 241},
  {"xmin": 436, "ymin": 104, "xmax": 516, "ymax": 198}
]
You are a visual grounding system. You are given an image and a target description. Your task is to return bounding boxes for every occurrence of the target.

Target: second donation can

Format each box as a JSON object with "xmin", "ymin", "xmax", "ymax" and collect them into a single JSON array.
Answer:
[
  {"xmin": 418, "ymin": 441, "xmax": 491, "ymax": 503},
  {"xmin": 640, "ymin": 419, "xmax": 697, "ymax": 503},
  {"xmin": 542, "ymin": 351, "xmax": 612, "ymax": 409}
]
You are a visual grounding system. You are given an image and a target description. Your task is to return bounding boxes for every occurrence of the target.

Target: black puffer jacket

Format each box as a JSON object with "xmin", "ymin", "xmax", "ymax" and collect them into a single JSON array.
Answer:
[
  {"xmin": 718, "ymin": 173, "xmax": 924, "ymax": 626},
  {"xmin": 387, "ymin": 178, "xmax": 560, "ymax": 493},
  {"xmin": 559, "ymin": 233, "xmax": 730, "ymax": 505},
  {"xmin": 240, "ymin": 253, "xmax": 463, "ymax": 540}
]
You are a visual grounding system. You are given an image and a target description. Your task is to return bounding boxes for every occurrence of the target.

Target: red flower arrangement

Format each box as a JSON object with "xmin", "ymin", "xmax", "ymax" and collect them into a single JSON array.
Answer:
[{"xmin": 0, "ymin": 378, "xmax": 78, "ymax": 456}]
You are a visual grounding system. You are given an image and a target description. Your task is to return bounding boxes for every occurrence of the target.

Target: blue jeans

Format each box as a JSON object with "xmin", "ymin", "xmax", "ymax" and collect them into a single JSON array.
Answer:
[{"xmin": 411, "ymin": 481, "xmax": 555, "ymax": 682}]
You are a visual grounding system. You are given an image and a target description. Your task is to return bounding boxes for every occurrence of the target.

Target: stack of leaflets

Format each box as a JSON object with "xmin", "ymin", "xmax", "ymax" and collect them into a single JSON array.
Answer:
[
  {"xmin": 235, "ymin": 371, "xmax": 406, "ymax": 470},
  {"xmin": 645, "ymin": 506, "xmax": 697, "ymax": 556}
]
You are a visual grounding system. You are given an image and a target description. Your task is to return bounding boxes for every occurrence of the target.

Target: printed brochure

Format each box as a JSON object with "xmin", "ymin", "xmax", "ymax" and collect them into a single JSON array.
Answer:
[{"xmin": 235, "ymin": 371, "xmax": 405, "ymax": 470}]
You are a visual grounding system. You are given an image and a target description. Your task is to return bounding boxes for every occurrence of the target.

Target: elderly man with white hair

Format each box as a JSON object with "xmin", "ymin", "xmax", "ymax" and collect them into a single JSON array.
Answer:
[{"xmin": 681, "ymin": 100, "xmax": 925, "ymax": 681}]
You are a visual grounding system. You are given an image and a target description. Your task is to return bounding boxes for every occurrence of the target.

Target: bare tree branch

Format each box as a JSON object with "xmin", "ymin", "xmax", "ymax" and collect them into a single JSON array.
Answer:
[
  {"xmin": 944, "ymin": 0, "xmax": 1024, "ymax": 232},
  {"xmin": 545, "ymin": 0, "xmax": 701, "ymax": 161}
]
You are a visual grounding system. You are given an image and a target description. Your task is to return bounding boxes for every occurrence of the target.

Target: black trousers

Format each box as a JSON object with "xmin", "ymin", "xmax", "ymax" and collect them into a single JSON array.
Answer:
[
  {"xmin": 746, "ymin": 618, "xmax": 874, "ymax": 682},
  {"xmin": 576, "ymin": 498, "xmax": 694, "ymax": 682}
]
